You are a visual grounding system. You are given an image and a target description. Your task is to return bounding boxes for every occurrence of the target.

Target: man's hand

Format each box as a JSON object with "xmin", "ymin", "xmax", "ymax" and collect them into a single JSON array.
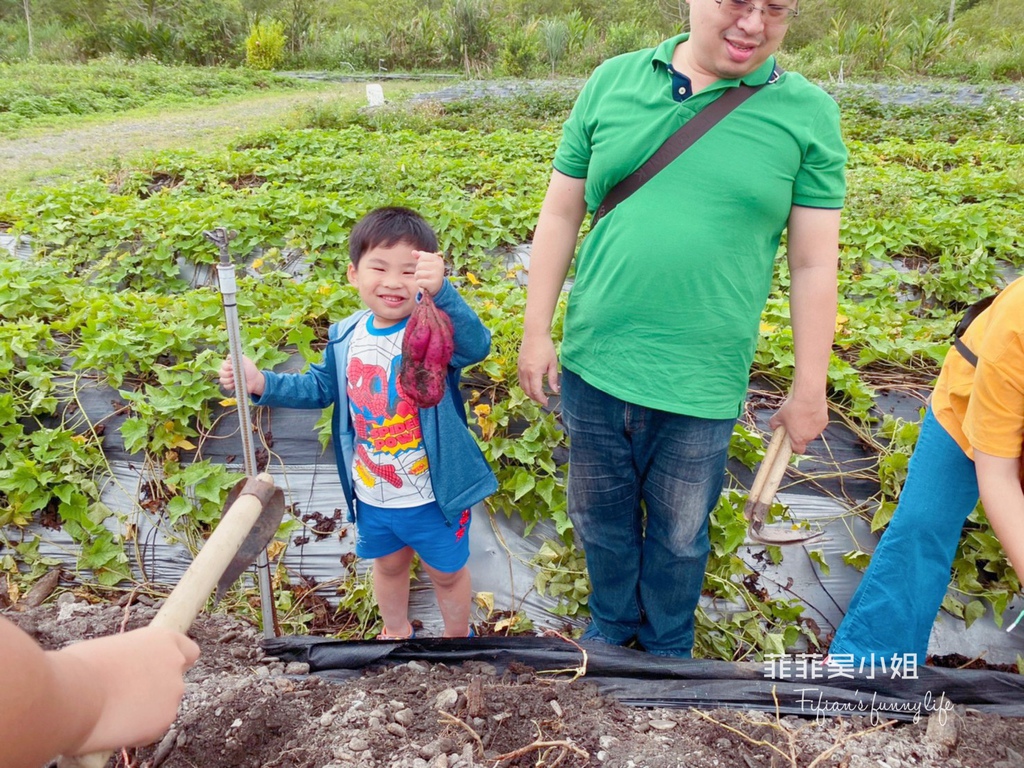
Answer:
[
  {"xmin": 413, "ymin": 250, "xmax": 445, "ymax": 297},
  {"xmin": 518, "ymin": 332, "xmax": 560, "ymax": 407},
  {"xmin": 219, "ymin": 355, "xmax": 265, "ymax": 397},
  {"xmin": 769, "ymin": 395, "xmax": 828, "ymax": 454}
]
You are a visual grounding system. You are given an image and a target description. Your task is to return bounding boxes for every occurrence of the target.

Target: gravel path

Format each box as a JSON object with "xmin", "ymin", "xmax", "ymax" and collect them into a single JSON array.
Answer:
[{"xmin": 0, "ymin": 83, "xmax": 369, "ymax": 191}]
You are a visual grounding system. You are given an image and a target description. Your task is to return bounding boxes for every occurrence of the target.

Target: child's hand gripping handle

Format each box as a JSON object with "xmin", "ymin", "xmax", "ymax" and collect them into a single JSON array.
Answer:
[{"xmin": 58, "ymin": 473, "xmax": 279, "ymax": 768}]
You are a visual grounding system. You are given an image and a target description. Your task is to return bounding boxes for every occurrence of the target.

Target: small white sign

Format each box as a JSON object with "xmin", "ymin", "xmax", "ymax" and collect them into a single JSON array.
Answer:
[{"xmin": 366, "ymin": 84, "xmax": 385, "ymax": 107}]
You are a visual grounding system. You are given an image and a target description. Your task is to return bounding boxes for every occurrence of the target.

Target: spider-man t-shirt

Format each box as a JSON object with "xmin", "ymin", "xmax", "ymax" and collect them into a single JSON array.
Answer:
[{"xmin": 346, "ymin": 315, "xmax": 435, "ymax": 507}]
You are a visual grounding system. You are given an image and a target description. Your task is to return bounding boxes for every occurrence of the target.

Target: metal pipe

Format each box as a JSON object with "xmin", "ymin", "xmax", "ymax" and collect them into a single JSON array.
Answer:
[{"xmin": 206, "ymin": 227, "xmax": 277, "ymax": 638}]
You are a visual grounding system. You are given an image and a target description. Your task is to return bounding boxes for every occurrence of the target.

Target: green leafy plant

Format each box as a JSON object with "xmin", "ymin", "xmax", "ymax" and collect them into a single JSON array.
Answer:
[
  {"xmin": 532, "ymin": 539, "xmax": 589, "ymax": 617},
  {"xmin": 333, "ymin": 567, "xmax": 384, "ymax": 639},
  {"xmin": 497, "ymin": 23, "xmax": 539, "ymax": 78},
  {"xmin": 245, "ymin": 19, "xmax": 287, "ymax": 71},
  {"xmin": 3, "ymin": 85, "xmax": 1023, "ymax": 659},
  {"xmin": 539, "ymin": 18, "xmax": 569, "ymax": 76},
  {"xmin": 0, "ymin": 60, "xmax": 301, "ymax": 135}
]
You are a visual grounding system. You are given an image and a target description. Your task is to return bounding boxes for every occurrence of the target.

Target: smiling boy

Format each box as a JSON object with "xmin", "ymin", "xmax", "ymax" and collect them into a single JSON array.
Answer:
[{"xmin": 220, "ymin": 207, "xmax": 496, "ymax": 639}]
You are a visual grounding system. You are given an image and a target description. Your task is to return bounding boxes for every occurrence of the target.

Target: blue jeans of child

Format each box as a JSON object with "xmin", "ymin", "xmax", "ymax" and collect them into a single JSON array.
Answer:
[
  {"xmin": 829, "ymin": 407, "xmax": 979, "ymax": 664},
  {"xmin": 560, "ymin": 368, "xmax": 735, "ymax": 657}
]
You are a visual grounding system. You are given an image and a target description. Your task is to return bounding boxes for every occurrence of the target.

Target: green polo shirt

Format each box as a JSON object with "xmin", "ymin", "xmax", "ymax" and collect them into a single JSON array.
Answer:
[{"xmin": 553, "ymin": 34, "xmax": 847, "ymax": 419}]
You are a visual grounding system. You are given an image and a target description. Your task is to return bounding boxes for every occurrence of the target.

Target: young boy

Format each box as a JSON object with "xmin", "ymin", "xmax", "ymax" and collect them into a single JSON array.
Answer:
[{"xmin": 219, "ymin": 206, "xmax": 496, "ymax": 639}]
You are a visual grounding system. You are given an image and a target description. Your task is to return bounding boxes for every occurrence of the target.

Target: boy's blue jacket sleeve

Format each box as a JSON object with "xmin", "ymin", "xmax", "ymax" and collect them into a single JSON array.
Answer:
[
  {"xmin": 251, "ymin": 312, "xmax": 362, "ymax": 521},
  {"xmin": 253, "ymin": 343, "xmax": 340, "ymax": 409},
  {"xmin": 433, "ymin": 279, "xmax": 491, "ymax": 369}
]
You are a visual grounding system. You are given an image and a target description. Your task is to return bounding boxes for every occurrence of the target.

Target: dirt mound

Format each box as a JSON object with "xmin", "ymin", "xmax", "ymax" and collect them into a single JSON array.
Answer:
[{"xmin": 7, "ymin": 598, "xmax": 1024, "ymax": 768}]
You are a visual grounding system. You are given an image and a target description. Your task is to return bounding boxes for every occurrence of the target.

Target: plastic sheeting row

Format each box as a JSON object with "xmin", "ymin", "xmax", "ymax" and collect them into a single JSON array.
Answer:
[{"xmin": 264, "ymin": 635, "xmax": 1024, "ymax": 720}]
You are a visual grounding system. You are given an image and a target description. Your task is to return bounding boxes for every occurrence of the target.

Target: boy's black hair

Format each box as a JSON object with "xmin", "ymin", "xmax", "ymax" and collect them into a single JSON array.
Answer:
[{"xmin": 348, "ymin": 206, "xmax": 438, "ymax": 265}]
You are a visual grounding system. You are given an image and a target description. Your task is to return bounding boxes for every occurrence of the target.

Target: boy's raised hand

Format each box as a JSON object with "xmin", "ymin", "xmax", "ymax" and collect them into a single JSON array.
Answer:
[
  {"xmin": 218, "ymin": 355, "xmax": 265, "ymax": 397},
  {"xmin": 413, "ymin": 250, "xmax": 445, "ymax": 297}
]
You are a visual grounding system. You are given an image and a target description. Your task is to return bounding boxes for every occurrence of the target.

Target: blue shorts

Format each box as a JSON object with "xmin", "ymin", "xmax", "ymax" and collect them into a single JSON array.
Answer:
[{"xmin": 354, "ymin": 499, "xmax": 471, "ymax": 573}]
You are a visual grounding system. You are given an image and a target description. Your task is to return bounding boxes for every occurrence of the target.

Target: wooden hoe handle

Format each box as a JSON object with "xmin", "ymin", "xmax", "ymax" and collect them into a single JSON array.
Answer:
[
  {"xmin": 744, "ymin": 427, "xmax": 793, "ymax": 524},
  {"xmin": 58, "ymin": 473, "xmax": 276, "ymax": 768}
]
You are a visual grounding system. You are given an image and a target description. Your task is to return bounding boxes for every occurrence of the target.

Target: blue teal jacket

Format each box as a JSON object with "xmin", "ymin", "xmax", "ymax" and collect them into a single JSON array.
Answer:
[{"xmin": 252, "ymin": 279, "xmax": 497, "ymax": 525}]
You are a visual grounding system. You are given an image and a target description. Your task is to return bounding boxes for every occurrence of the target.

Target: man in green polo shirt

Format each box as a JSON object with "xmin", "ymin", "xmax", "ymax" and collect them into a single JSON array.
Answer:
[{"xmin": 518, "ymin": 0, "xmax": 847, "ymax": 657}]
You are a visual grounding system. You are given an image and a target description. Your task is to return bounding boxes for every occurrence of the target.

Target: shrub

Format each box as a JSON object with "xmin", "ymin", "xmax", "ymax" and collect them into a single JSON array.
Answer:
[
  {"xmin": 0, "ymin": 20, "xmax": 90, "ymax": 63},
  {"xmin": 101, "ymin": 21, "xmax": 180, "ymax": 63},
  {"xmin": 381, "ymin": 8, "xmax": 448, "ymax": 71},
  {"xmin": 602, "ymin": 21, "xmax": 658, "ymax": 59},
  {"xmin": 177, "ymin": 0, "xmax": 247, "ymax": 66},
  {"xmin": 539, "ymin": 18, "xmax": 569, "ymax": 76},
  {"xmin": 497, "ymin": 22, "xmax": 539, "ymax": 78},
  {"xmin": 902, "ymin": 17, "xmax": 958, "ymax": 74},
  {"xmin": 282, "ymin": 24, "xmax": 383, "ymax": 72},
  {"xmin": 245, "ymin": 19, "xmax": 286, "ymax": 70},
  {"xmin": 291, "ymin": 98, "xmax": 349, "ymax": 130},
  {"xmin": 443, "ymin": 0, "xmax": 493, "ymax": 74},
  {"xmin": 822, "ymin": 10, "xmax": 957, "ymax": 76},
  {"xmin": 955, "ymin": 0, "xmax": 1024, "ymax": 39}
]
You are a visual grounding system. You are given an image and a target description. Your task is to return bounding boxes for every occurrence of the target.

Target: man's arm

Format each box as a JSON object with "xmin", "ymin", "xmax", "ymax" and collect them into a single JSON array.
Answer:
[
  {"xmin": 769, "ymin": 205, "xmax": 841, "ymax": 453},
  {"xmin": 518, "ymin": 170, "xmax": 588, "ymax": 406},
  {"xmin": 975, "ymin": 451, "xmax": 1024, "ymax": 580}
]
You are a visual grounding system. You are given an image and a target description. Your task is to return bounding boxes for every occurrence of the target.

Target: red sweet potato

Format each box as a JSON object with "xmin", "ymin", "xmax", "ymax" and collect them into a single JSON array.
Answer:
[{"xmin": 399, "ymin": 291, "xmax": 454, "ymax": 408}]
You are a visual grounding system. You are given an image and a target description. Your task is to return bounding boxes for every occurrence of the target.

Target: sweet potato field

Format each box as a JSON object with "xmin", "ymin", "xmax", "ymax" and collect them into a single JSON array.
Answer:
[{"xmin": 1, "ymin": 74, "xmax": 1023, "ymax": 661}]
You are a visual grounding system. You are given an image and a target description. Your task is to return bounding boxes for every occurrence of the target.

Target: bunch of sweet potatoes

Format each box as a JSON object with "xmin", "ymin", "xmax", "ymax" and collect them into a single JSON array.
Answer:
[{"xmin": 399, "ymin": 292, "xmax": 454, "ymax": 408}]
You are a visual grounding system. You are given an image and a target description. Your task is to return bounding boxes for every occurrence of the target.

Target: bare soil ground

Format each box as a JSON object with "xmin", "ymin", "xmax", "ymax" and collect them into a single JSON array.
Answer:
[{"xmin": 7, "ymin": 598, "xmax": 1024, "ymax": 768}]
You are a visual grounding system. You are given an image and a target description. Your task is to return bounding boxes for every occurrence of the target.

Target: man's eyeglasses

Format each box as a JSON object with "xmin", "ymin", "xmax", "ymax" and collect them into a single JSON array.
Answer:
[{"xmin": 714, "ymin": 0, "xmax": 799, "ymax": 25}]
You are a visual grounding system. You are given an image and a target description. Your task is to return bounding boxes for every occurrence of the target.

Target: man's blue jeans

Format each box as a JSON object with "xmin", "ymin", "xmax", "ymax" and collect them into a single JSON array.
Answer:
[
  {"xmin": 830, "ymin": 407, "xmax": 979, "ymax": 664},
  {"xmin": 560, "ymin": 368, "xmax": 735, "ymax": 657}
]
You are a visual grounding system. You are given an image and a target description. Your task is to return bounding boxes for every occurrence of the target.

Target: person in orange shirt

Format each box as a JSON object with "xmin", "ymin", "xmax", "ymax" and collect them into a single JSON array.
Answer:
[
  {"xmin": 830, "ymin": 276, "xmax": 1024, "ymax": 665},
  {"xmin": 0, "ymin": 616, "xmax": 199, "ymax": 768}
]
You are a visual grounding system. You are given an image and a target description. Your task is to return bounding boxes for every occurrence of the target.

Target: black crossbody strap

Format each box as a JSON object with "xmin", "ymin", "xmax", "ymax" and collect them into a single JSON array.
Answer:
[
  {"xmin": 591, "ymin": 64, "xmax": 784, "ymax": 227},
  {"xmin": 954, "ymin": 337, "xmax": 979, "ymax": 367},
  {"xmin": 952, "ymin": 293, "xmax": 998, "ymax": 367}
]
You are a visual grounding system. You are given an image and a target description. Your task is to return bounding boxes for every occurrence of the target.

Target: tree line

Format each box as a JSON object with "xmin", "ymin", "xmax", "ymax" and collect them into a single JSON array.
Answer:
[{"xmin": 0, "ymin": 0, "xmax": 1021, "ymax": 79}]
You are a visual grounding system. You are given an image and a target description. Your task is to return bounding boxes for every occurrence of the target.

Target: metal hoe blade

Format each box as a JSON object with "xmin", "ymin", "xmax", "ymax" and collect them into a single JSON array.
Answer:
[
  {"xmin": 215, "ymin": 477, "xmax": 287, "ymax": 603},
  {"xmin": 744, "ymin": 426, "xmax": 824, "ymax": 546}
]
